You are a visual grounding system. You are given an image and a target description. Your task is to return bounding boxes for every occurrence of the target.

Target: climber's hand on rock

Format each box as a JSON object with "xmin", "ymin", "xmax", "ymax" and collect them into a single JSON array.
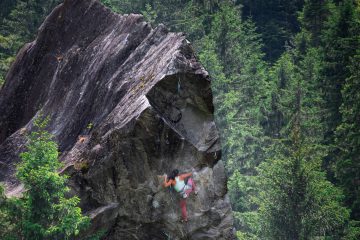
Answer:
[{"xmin": 157, "ymin": 174, "xmax": 167, "ymax": 181}]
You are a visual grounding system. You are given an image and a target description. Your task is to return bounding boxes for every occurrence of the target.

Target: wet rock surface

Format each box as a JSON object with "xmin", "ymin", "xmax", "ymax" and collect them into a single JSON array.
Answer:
[{"xmin": 0, "ymin": 0, "xmax": 235, "ymax": 239}]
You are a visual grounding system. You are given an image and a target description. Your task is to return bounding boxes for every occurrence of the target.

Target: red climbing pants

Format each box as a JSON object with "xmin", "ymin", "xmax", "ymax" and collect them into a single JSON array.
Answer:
[
  {"xmin": 180, "ymin": 199, "xmax": 188, "ymax": 221},
  {"xmin": 180, "ymin": 177, "xmax": 196, "ymax": 221}
]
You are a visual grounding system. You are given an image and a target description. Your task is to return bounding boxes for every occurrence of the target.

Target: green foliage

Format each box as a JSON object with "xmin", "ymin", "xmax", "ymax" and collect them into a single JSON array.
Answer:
[
  {"xmin": 0, "ymin": 0, "xmax": 17, "ymax": 19},
  {"xmin": 321, "ymin": 0, "xmax": 359, "ymax": 145},
  {"xmin": 0, "ymin": 0, "xmax": 60, "ymax": 85},
  {"xmin": 229, "ymin": 171, "xmax": 259, "ymax": 236},
  {"xmin": 234, "ymin": 27, "xmax": 351, "ymax": 237},
  {"xmin": 299, "ymin": 0, "xmax": 335, "ymax": 46},
  {"xmin": 343, "ymin": 221, "xmax": 360, "ymax": 240},
  {"xmin": 319, "ymin": 0, "xmax": 360, "ymax": 224},
  {"xmin": 141, "ymin": 3, "xmax": 157, "ymax": 26},
  {"xmin": 87, "ymin": 122, "xmax": 94, "ymax": 130},
  {"xmin": 18, "ymin": 116, "xmax": 90, "ymax": 239},
  {"xmin": 0, "ymin": 34, "xmax": 18, "ymax": 87},
  {"xmin": 102, "ymin": 0, "xmax": 304, "ymax": 61},
  {"xmin": 0, "ymin": 116, "xmax": 92, "ymax": 240},
  {"xmin": 207, "ymin": 2, "xmax": 271, "ymax": 174},
  {"xmin": 256, "ymin": 48, "xmax": 349, "ymax": 237},
  {"xmin": 101, "ymin": 0, "xmax": 130, "ymax": 13},
  {"xmin": 257, "ymin": 138, "xmax": 349, "ymax": 239},
  {"xmin": 0, "ymin": 184, "xmax": 17, "ymax": 240},
  {"xmin": 198, "ymin": 3, "xmax": 274, "ymax": 237},
  {"xmin": 2, "ymin": 0, "xmax": 360, "ymax": 239},
  {"xmin": 141, "ymin": 0, "xmax": 210, "ymax": 47},
  {"xmin": 335, "ymin": 54, "xmax": 360, "ymax": 221},
  {"xmin": 239, "ymin": 0, "xmax": 304, "ymax": 61},
  {"xmin": 198, "ymin": 36, "xmax": 226, "ymax": 90},
  {"xmin": 236, "ymin": 225, "xmax": 259, "ymax": 240}
]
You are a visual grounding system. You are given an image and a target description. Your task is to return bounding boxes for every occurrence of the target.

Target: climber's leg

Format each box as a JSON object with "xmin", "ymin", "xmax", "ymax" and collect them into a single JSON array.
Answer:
[{"xmin": 180, "ymin": 199, "xmax": 188, "ymax": 221}]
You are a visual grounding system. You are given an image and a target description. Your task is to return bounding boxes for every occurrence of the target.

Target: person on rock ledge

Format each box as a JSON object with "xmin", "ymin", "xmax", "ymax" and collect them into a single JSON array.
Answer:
[{"xmin": 163, "ymin": 169, "xmax": 198, "ymax": 223}]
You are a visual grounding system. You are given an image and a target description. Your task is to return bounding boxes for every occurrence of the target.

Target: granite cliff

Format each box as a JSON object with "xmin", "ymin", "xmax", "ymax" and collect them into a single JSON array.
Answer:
[{"xmin": 0, "ymin": 0, "xmax": 235, "ymax": 239}]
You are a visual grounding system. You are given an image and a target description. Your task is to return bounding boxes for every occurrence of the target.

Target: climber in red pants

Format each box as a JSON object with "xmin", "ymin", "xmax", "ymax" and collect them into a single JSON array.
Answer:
[{"xmin": 163, "ymin": 169, "xmax": 198, "ymax": 222}]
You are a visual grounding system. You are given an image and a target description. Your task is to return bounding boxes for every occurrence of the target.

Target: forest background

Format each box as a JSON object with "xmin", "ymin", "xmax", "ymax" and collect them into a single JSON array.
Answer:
[{"xmin": 1, "ymin": 0, "xmax": 360, "ymax": 239}]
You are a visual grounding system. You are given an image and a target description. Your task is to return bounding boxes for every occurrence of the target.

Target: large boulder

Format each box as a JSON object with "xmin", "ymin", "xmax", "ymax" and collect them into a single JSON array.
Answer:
[{"xmin": 0, "ymin": 0, "xmax": 235, "ymax": 239}]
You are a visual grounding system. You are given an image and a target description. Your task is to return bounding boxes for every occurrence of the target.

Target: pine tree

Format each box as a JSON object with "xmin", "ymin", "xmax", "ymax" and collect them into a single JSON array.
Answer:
[
  {"xmin": 207, "ymin": 2, "xmax": 271, "ymax": 174},
  {"xmin": 335, "ymin": 54, "xmax": 360, "ymax": 222},
  {"xmin": 257, "ymin": 128, "xmax": 349, "ymax": 239},
  {"xmin": 257, "ymin": 62, "xmax": 349, "ymax": 239},
  {"xmin": 0, "ymin": 0, "xmax": 61, "ymax": 87},
  {"xmin": 264, "ymin": 52, "xmax": 297, "ymax": 140},
  {"xmin": 239, "ymin": 0, "xmax": 305, "ymax": 61},
  {"xmin": 200, "ymin": 3, "xmax": 273, "ymax": 237},
  {"xmin": 320, "ymin": 0, "xmax": 360, "ymax": 167},
  {"xmin": 299, "ymin": 0, "xmax": 334, "ymax": 46}
]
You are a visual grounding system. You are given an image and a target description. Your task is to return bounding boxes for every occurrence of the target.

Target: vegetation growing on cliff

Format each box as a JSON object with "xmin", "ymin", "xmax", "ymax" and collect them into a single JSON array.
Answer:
[
  {"xmin": 0, "ymin": 116, "xmax": 90, "ymax": 239},
  {"xmin": 0, "ymin": 0, "xmax": 360, "ymax": 239}
]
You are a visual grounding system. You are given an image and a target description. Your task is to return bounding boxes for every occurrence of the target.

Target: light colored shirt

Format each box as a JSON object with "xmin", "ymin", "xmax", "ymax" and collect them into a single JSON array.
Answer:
[
  {"xmin": 163, "ymin": 172, "xmax": 192, "ymax": 190},
  {"xmin": 174, "ymin": 176, "xmax": 186, "ymax": 192}
]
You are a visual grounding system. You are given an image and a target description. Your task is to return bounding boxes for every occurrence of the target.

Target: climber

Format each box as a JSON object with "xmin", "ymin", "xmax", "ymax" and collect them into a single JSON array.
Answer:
[{"xmin": 163, "ymin": 169, "xmax": 198, "ymax": 223}]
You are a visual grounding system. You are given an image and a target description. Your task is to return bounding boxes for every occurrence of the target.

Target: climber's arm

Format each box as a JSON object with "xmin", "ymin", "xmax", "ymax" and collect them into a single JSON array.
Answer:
[
  {"xmin": 179, "ymin": 172, "xmax": 192, "ymax": 181},
  {"xmin": 163, "ymin": 175, "xmax": 174, "ymax": 187}
]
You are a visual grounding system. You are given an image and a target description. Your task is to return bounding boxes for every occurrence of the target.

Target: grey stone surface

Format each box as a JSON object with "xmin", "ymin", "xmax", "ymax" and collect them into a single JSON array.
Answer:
[{"xmin": 0, "ymin": 0, "xmax": 235, "ymax": 239}]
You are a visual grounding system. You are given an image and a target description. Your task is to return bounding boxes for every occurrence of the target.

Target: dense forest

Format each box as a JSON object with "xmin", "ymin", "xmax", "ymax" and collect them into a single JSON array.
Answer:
[{"xmin": 1, "ymin": 0, "xmax": 360, "ymax": 239}]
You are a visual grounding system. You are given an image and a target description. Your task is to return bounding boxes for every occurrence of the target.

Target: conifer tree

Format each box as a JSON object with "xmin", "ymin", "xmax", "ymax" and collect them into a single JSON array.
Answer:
[
  {"xmin": 320, "ymin": 0, "xmax": 359, "ymax": 153},
  {"xmin": 208, "ymin": 2, "xmax": 271, "ymax": 173},
  {"xmin": 257, "ymin": 121, "xmax": 349, "ymax": 239},
  {"xmin": 299, "ymin": 0, "xmax": 334, "ymax": 46},
  {"xmin": 257, "ymin": 53, "xmax": 349, "ymax": 238},
  {"xmin": 239, "ymin": 0, "xmax": 304, "ymax": 61},
  {"xmin": 0, "ymin": 0, "xmax": 60, "ymax": 86},
  {"xmin": 335, "ymin": 54, "xmax": 360, "ymax": 222},
  {"xmin": 203, "ymin": 3, "xmax": 272, "ymax": 237}
]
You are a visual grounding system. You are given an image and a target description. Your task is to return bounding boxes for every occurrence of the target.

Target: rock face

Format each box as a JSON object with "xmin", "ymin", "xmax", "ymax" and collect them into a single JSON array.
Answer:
[{"xmin": 0, "ymin": 0, "xmax": 235, "ymax": 239}]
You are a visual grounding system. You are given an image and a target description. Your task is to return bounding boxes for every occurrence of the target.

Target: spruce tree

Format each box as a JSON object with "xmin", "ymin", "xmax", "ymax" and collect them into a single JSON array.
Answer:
[
  {"xmin": 203, "ymin": 2, "xmax": 272, "ymax": 237},
  {"xmin": 320, "ymin": 0, "xmax": 360, "ymax": 176},
  {"xmin": 257, "ymin": 125, "xmax": 349, "ymax": 239},
  {"xmin": 257, "ymin": 60, "xmax": 349, "ymax": 239},
  {"xmin": 239, "ymin": 0, "xmax": 304, "ymax": 61},
  {"xmin": 335, "ymin": 54, "xmax": 360, "ymax": 222},
  {"xmin": 208, "ymin": 2, "xmax": 271, "ymax": 173},
  {"xmin": 300, "ymin": 0, "xmax": 334, "ymax": 46},
  {"xmin": 0, "ymin": 0, "xmax": 61, "ymax": 86}
]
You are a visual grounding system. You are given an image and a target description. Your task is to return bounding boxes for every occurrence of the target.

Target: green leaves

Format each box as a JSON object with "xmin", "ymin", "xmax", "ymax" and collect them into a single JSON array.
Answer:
[
  {"xmin": 0, "ymin": 116, "xmax": 93, "ymax": 239},
  {"xmin": 46, "ymin": 197, "xmax": 90, "ymax": 239},
  {"xmin": 141, "ymin": 4, "xmax": 157, "ymax": 26}
]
